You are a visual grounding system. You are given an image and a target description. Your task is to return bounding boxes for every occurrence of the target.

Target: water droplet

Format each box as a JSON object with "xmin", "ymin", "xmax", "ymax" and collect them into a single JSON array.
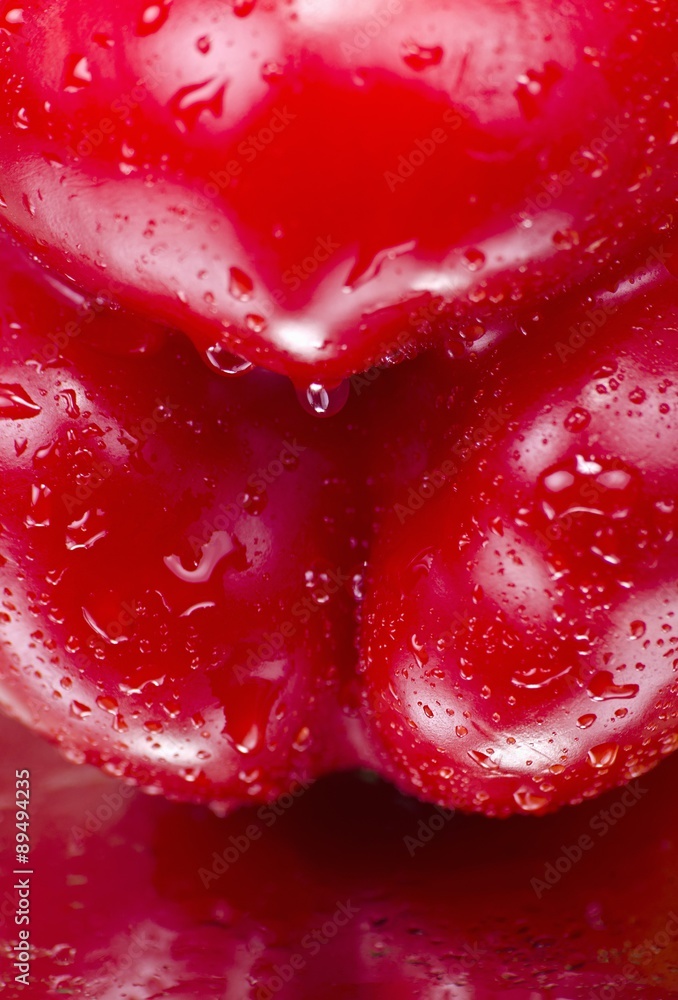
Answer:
[
  {"xmin": 245, "ymin": 313, "xmax": 267, "ymax": 334},
  {"xmin": 25, "ymin": 483, "xmax": 52, "ymax": 528},
  {"xmin": 56, "ymin": 388, "xmax": 80, "ymax": 418},
  {"xmin": 164, "ymin": 530, "xmax": 239, "ymax": 584},
  {"xmin": 467, "ymin": 749, "xmax": 498, "ymax": 770},
  {"xmin": 137, "ymin": 1, "xmax": 171, "ymax": 36},
  {"xmin": 70, "ymin": 700, "xmax": 91, "ymax": 719},
  {"xmin": 64, "ymin": 55, "xmax": 92, "ymax": 92},
  {"xmin": 96, "ymin": 695, "xmax": 118, "ymax": 713},
  {"xmin": 235, "ymin": 721, "xmax": 261, "ymax": 754},
  {"xmin": 629, "ymin": 620, "xmax": 646, "ymax": 639},
  {"xmin": 552, "ymin": 229, "xmax": 579, "ymax": 250},
  {"xmin": 232, "ymin": 0, "xmax": 256, "ymax": 16},
  {"xmin": 537, "ymin": 456, "xmax": 639, "ymax": 524},
  {"xmin": 204, "ymin": 344, "xmax": 254, "ymax": 377},
  {"xmin": 402, "ymin": 42, "xmax": 444, "ymax": 71},
  {"xmin": 66, "ymin": 508, "xmax": 108, "ymax": 552},
  {"xmin": 51, "ymin": 943, "xmax": 76, "ymax": 966},
  {"xmin": 297, "ymin": 381, "xmax": 349, "ymax": 418},
  {"xmin": 564, "ymin": 406, "xmax": 591, "ymax": 432},
  {"xmin": 587, "ymin": 671, "xmax": 639, "ymax": 701},
  {"xmin": 2, "ymin": 7, "xmax": 24, "ymax": 32},
  {"xmin": 455, "ymin": 725, "xmax": 468, "ymax": 738},
  {"xmin": 588, "ymin": 742, "xmax": 619, "ymax": 769},
  {"xmin": 628, "ymin": 387, "xmax": 646, "ymax": 405},
  {"xmin": 514, "ymin": 63, "xmax": 564, "ymax": 121},
  {"xmin": 196, "ymin": 34, "xmax": 210, "ymax": 53},
  {"xmin": 577, "ymin": 713, "xmax": 597, "ymax": 729},
  {"xmin": 423, "ymin": 704, "xmax": 434, "ymax": 719},
  {"xmin": 462, "ymin": 248, "xmax": 486, "ymax": 272},
  {"xmin": 293, "ymin": 725, "xmax": 311, "ymax": 751},
  {"xmin": 82, "ymin": 606, "xmax": 129, "ymax": 646},
  {"xmin": 0, "ymin": 384, "xmax": 41, "ymax": 419},
  {"xmin": 229, "ymin": 266, "xmax": 253, "ymax": 301},
  {"xmin": 409, "ymin": 633, "xmax": 429, "ymax": 668},
  {"xmin": 169, "ymin": 77, "xmax": 226, "ymax": 131},
  {"xmin": 513, "ymin": 788, "xmax": 550, "ymax": 812},
  {"xmin": 241, "ymin": 493, "xmax": 267, "ymax": 517},
  {"xmin": 14, "ymin": 106, "xmax": 29, "ymax": 129},
  {"xmin": 261, "ymin": 61, "xmax": 283, "ymax": 83}
]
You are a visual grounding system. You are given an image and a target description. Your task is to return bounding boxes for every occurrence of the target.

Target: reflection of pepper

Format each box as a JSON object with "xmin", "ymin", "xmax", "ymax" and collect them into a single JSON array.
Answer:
[{"xmin": 3, "ymin": 717, "xmax": 678, "ymax": 995}]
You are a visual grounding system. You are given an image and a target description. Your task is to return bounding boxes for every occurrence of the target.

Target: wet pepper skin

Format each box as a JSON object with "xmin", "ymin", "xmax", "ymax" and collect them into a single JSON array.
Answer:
[
  {"xmin": 0, "ymin": 227, "xmax": 677, "ymax": 816},
  {"xmin": 360, "ymin": 255, "xmax": 678, "ymax": 816},
  {"xmin": 0, "ymin": 231, "xmax": 365, "ymax": 809},
  {"xmin": 0, "ymin": 0, "xmax": 677, "ymax": 385}
]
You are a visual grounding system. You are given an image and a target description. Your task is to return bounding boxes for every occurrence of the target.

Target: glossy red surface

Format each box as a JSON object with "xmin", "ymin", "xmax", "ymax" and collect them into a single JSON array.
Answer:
[
  {"xmin": 0, "ymin": 713, "xmax": 677, "ymax": 997},
  {"xmin": 360, "ymin": 255, "xmax": 678, "ymax": 815},
  {"xmin": 0, "ymin": 230, "xmax": 364, "ymax": 809},
  {"xmin": 0, "ymin": 0, "xmax": 677, "ymax": 384},
  {"xmin": 0, "ymin": 227, "xmax": 677, "ymax": 818}
]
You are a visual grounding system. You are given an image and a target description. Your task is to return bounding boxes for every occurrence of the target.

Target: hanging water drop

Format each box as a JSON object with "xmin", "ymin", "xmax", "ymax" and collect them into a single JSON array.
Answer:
[
  {"xmin": 204, "ymin": 344, "xmax": 254, "ymax": 377},
  {"xmin": 297, "ymin": 380, "xmax": 349, "ymax": 418},
  {"xmin": 513, "ymin": 788, "xmax": 550, "ymax": 812}
]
